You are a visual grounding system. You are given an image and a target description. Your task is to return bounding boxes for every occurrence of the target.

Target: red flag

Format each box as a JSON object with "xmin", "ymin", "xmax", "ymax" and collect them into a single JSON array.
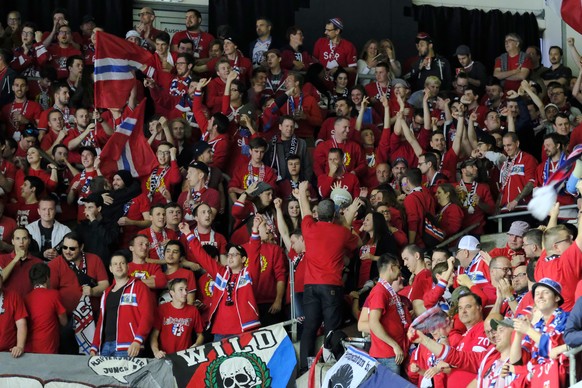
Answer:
[
  {"xmin": 99, "ymin": 99, "xmax": 158, "ymax": 178},
  {"xmin": 548, "ymin": 0, "xmax": 582, "ymax": 35},
  {"xmin": 94, "ymin": 31, "xmax": 155, "ymax": 109}
]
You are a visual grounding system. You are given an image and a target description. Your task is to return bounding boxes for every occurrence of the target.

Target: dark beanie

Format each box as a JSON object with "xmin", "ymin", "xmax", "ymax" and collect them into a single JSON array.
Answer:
[{"xmin": 114, "ymin": 170, "xmax": 134, "ymax": 187}]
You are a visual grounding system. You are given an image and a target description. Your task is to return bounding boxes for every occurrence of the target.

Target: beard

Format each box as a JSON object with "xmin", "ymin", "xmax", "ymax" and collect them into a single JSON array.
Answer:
[{"xmin": 186, "ymin": 23, "xmax": 200, "ymax": 31}]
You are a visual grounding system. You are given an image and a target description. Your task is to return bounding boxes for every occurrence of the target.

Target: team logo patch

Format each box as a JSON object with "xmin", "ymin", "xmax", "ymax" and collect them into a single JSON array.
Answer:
[{"xmin": 204, "ymin": 352, "xmax": 271, "ymax": 388}]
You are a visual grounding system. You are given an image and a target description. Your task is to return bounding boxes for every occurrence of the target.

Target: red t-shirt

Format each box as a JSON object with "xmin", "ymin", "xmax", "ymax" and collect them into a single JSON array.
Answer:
[
  {"xmin": 0, "ymin": 216, "xmax": 17, "ymax": 244},
  {"xmin": 48, "ymin": 253, "xmax": 108, "ymax": 314},
  {"xmin": 494, "ymin": 53, "xmax": 533, "ymax": 92},
  {"xmin": 301, "ymin": 215, "xmax": 359, "ymax": 286},
  {"xmin": 155, "ymin": 302, "xmax": 203, "ymax": 353},
  {"xmin": 0, "ymin": 290, "xmax": 27, "ymax": 351},
  {"xmin": 128, "ymin": 261, "xmax": 168, "ymax": 289},
  {"xmin": 177, "ymin": 187, "xmax": 221, "ymax": 218},
  {"xmin": 0, "ymin": 254, "xmax": 43, "ymax": 297},
  {"xmin": 159, "ymin": 268, "xmax": 197, "ymax": 305},
  {"xmin": 535, "ymin": 243, "xmax": 582, "ymax": 312},
  {"xmin": 408, "ymin": 268, "xmax": 433, "ymax": 303},
  {"xmin": 47, "ymin": 45, "xmax": 82, "ymax": 79},
  {"xmin": 196, "ymin": 272, "xmax": 214, "ymax": 324},
  {"xmin": 6, "ymin": 202, "xmax": 40, "ymax": 227},
  {"xmin": 367, "ymin": 282, "xmax": 410, "ymax": 358},
  {"xmin": 312, "ymin": 38, "xmax": 357, "ymax": 69},
  {"xmin": 24, "ymin": 287, "xmax": 66, "ymax": 354}
]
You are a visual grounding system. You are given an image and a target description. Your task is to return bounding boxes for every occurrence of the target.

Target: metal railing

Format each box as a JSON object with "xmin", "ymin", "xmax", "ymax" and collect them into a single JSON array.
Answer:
[
  {"xmin": 565, "ymin": 344, "xmax": 582, "ymax": 386},
  {"xmin": 488, "ymin": 204, "xmax": 579, "ymax": 233},
  {"xmin": 435, "ymin": 223, "xmax": 479, "ymax": 248}
]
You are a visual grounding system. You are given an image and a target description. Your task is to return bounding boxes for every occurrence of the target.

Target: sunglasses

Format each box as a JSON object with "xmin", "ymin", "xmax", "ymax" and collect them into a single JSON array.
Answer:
[{"xmin": 62, "ymin": 245, "xmax": 78, "ymax": 251}]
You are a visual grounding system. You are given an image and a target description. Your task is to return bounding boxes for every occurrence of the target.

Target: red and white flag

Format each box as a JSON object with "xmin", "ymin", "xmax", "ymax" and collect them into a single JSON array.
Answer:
[
  {"xmin": 99, "ymin": 98, "xmax": 158, "ymax": 178},
  {"xmin": 94, "ymin": 31, "xmax": 155, "ymax": 109},
  {"xmin": 548, "ymin": 0, "xmax": 582, "ymax": 34}
]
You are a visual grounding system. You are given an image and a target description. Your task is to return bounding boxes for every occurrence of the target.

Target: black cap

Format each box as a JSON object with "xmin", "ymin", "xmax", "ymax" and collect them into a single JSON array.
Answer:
[
  {"xmin": 81, "ymin": 15, "xmax": 95, "ymax": 25},
  {"xmin": 188, "ymin": 161, "xmax": 209, "ymax": 175},
  {"xmin": 192, "ymin": 141, "xmax": 211, "ymax": 159},
  {"xmin": 239, "ymin": 103, "xmax": 256, "ymax": 121},
  {"xmin": 80, "ymin": 192, "xmax": 104, "ymax": 207},
  {"xmin": 477, "ymin": 133, "xmax": 496, "ymax": 147},
  {"xmin": 460, "ymin": 158, "xmax": 478, "ymax": 169},
  {"xmin": 22, "ymin": 124, "xmax": 39, "ymax": 138},
  {"xmin": 79, "ymin": 146, "xmax": 97, "ymax": 157}
]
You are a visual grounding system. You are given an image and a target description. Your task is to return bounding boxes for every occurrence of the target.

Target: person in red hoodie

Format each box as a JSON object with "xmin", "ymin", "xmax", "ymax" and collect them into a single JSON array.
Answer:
[
  {"xmin": 180, "ymin": 217, "xmax": 262, "ymax": 341},
  {"xmin": 251, "ymin": 214, "xmax": 287, "ymax": 326},
  {"xmin": 90, "ymin": 251, "xmax": 154, "ymax": 357},
  {"xmin": 143, "ymin": 142, "xmax": 182, "ymax": 205},
  {"xmin": 403, "ymin": 168, "xmax": 436, "ymax": 248}
]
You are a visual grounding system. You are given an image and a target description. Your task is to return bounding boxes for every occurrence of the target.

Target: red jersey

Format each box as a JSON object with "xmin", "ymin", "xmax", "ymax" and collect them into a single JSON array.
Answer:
[
  {"xmin": 128, "ymin": 261, "xmax": 168, "ymax": 289},
  {"xmin": 0, "ymin": 216, "xmax": 17, "ymax": 244},
  {"xmin": 142, "ymin": 162, "xmax": 182, "ymax": 205},
  {"xmin": 499, "ymin": 151, "xmax": 537, "ymax": 207},
  {"xmin": 312, "ymin": 38, "xmax": 357, "ymax": 69},
  {"xmin": 137, "ymin": 227, "xmax": 179, "ymax": 261},
  {"xmin": 38, "ymin": 105, "xmax": 75, "ymax": 132},
  {"xmin": 0, "ymin": 254, "xmax": 43, "ymax": 297},
  {"xmin": 250, "ymin": 242, "xmax": 287, "ymax": 305},
  {"xmin": 0, "ymin": 100, "xmax": 42, "ymax": 138},
  {"xmin": 317, "ymin": 173, "xmax": 361, "ymax": 199},
  {"xmin": 5, "ymin": 202, "xmax": 39, "ymax": 228},
  {"xmin": 119, "ymin": 193, "xmax": 150, "ymax": 248},
  {"xmin": 313, "ymin": 138, "xmax": 365, "ymax": 178},
  {"xmin": 268, "ymin": 94, "xmax": 323, "ymax": 138},
  {"xmin": 403, "ymin": 188, "xmax": 436, "ymax": 248},
  {"xmin": 301, "ymin": 215, "xmax": 359, "ymax": 286},
  {"xmin": 46, "ymin": 45, "xmax": 82, "ymax": 79},
  {"xmin": 535, "ymin": 156, "xmax": 576, "ymax": 206},
  {"xmin": 0, "ymin": 290, "xmax": 28, "ymax": 351},
  {"xmin": 155, "ymin": 302, "xmax": 203, "ymax": 353},
  {"xmin": 228, "ymin": 163, "xmax": 278, "ymax": 192},
  {"xmin": 455, "ymin": 181, "xmax": 495, "ymax": 236},
  {"xmin": 535, "ymin": 243, "xmax": 582, "ymax": 312},
  {"xmin": 160, "ymin": 268, "xmax": 197, "ymax": 305},
  {"xmin": 196, "ymin": 272, "xmax": 215, "ymax": 324},
  {"xmin": 448, "ymin": 321, "xmax": 490, "ymax": 387},
  {"xmin": 24, "ymin": 287, "xmax": 66, "ymax": 354},
  {"xmin": 177, "ymin": 187, "xmax": 221, "ymax": 220},
  {"xmin": 68, "ymin": 169, "xmax": 98, "ymax": 221},
  {"xmin": 48, "ymin": 253, "xmax": 108, "ymax": 314},
  {"xmin": 367, "ymin": 282, "xmax": 411, "ymax": 359},
  {"xmin": 171, "ymin": 30, "xmax": 215, "ymax": 58},
  {"xmin": 13, "ymin": 168, "xmax": 57, "ymax": 203}
]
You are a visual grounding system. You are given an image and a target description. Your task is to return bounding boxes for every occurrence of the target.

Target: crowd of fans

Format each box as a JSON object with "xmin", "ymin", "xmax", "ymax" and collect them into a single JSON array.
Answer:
[{"xmin": 2, "ymin": 5, "xmax": 582, "ymax": 387}]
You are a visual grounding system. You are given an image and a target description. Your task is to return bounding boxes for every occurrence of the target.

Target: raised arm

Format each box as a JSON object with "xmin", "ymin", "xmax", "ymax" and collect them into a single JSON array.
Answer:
[
  {"xmin": 274, "ymin": 198, "xmax": 292, "ymax": 251},
  {"xmin": 355, "ymin": 96, "xmax": 369, "ymax": 132},
  {"xmin": 400, "ymin": 112, "xmax": 424, "ymax": 157}
]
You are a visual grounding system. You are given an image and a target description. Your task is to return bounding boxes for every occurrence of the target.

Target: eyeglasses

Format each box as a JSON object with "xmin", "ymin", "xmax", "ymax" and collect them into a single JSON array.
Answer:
[
  {"xmin": 512, "ymin": 273, "xmax": 527, "ymax": 279},
  {"xmin": 62, "ymin": 245, "xmax": 78, "ymax": 251},
  {"xmin": 380, "ymin": 210, "xmax": 390, "ymax": 215},
  {"xmin": 491, "ymin": 267, "xmax": 512, "ymax": 273},
  {"xmin": 157, "ymin": 151, "xmax": 170, "ymax": 156},
  {"xmin": 21, "ymin": 31, "xmax": 34, "ymax": 36},
  {"xmin": 554, "ymin": 236, "xmax": 573, "ymax": 246}
]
